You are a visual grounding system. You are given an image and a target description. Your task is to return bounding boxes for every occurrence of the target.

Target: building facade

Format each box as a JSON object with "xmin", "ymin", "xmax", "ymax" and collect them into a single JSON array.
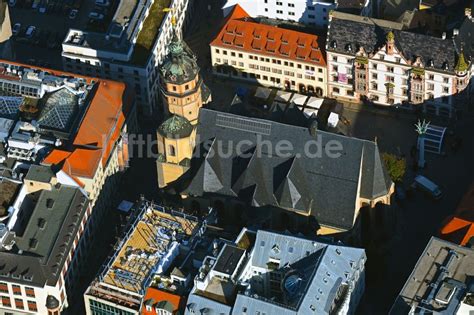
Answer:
[
  {"xmin": 62, "ymin": 0, "xmax": 195, "ymax": 116},
  {"xmin": 326, "ymin": 11, "xmax": 472, "ymax": 117},
  {"xmin": 0, "ymin": 166, "xmax": 93, "ymax": 314},
  {"xmin": 211, "ymin": 5, "xmax": 327, "ymax": 97}
]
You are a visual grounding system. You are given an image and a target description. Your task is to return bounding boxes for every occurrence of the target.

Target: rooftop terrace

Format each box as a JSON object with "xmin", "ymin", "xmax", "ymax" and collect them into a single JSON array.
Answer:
[
  {"xmin": 131, "ymin": 0, "xmax": 172, "ymax": 65},
  {"xmin": 98, "ymin": 202, "xmax": 200, "ymax": 294}
]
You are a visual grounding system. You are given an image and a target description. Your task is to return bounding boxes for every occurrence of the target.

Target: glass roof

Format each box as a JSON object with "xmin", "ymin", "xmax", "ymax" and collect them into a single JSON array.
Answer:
[
  {"xmin": 0, "ymin": 96, "xmax": 23, "ymax": 117},
  {"xmin": 38, "ymin": 88, "xmax": 78, "ymax": 131}
]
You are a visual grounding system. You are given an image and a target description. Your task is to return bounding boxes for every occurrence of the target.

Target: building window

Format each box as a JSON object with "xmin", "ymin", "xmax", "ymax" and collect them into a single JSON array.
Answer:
[
  {"xmin": 27, "ymin": 301, "xmax": 37, "ymax": 312},
  {"xmin": 443, "ymin": 77, "xmax": 449, "ymax": 83},
  {"xmin": 168, "ymin": 145, "xmax": 176, "ymax": 157},
  {"xmin": 25, "ymin": 287, "xmax": 35, "ymax": 298},
  {"xmin": 185, "ymin": 84, "xmax": 189, "ymax": 90},
  {"xmin": 12, "ymin": 285, "xmax": 21, "ymax": 296},
  {"xmin": 1, "ymin": 296, "xmax": 11, "ymax": 307},
  {"xmin": 443, "ymin": 87, "xmax": 449, "ymax": 93},
  {"xmin": 0, "ymin": 283, "xmax": 7, "ymax": 293},
  {"xmin": 14, "ymin": 299, "xmax": 23, "ymax": 309}
]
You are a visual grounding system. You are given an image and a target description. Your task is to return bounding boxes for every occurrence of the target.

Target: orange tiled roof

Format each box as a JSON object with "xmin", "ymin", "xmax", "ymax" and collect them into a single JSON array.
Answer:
[
  {"xmin": 440, "ymin": 216, "xmax": 474, "ymax": 246},
  {"xmin": 141, "ymin": 287, "xmax": 182, "ymax": 315},
  {"xmin": 454, "ymin": 182, "xmax": 474, "ymax": 221},
  {"xmin": 439, "ymin": 182, "xmax": 474, "ymax": 246},
  {"xmin": 0, "ymin": 59, "xmax": 131, "ymax": 180},
  {"xmin": 210, "ymin": 5, "xmax": 326, "ymax": 67}
]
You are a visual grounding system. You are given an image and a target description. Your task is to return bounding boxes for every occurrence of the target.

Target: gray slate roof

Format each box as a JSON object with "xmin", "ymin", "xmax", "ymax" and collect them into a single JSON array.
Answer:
[
  {"xmin": 186, "ymin": 293, "xmax": 232, "ymax": 315},
  {"xmin": 327, "ymin": 12, "xmax": 465, "ymax": 73},
  {"xmin": 0, "ymin": 177, "xmax": 88, "ymax": 287},
  {"xmin": 182, "ymin": 109, "xmax": 392, "ymax": 230},
  {"xmin": 232, "ymin": 230, "xmax": 366, "ymax": 315},
  {"xmin": 24, "ymin": 164, "xmax": 55, "ymax": 183}
]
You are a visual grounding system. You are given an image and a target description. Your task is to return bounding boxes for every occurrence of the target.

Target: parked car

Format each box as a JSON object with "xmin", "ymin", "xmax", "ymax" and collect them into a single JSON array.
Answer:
[
  {"xmin": 12, "ymin": 23, "xmax": 21, "ymax": 36},
  {"xmin": 88, "ymin": 12, "xmax": 104, "ymax": 20},
  {"xmin": 411, "ymin": 175, "xmax": 443, "ymax": 200},
  {"xmin": 95, "ymin": 0, "xmax": 109, "ymax": 7},
  {"xmin": 31, "ymin": 0, "xmax": 40, "ymax": 9},
  {"xmin": 38, "ymin": 0, "xmax": 47, "ymax": 13},
  {"xmin": 69, "ymin": 9, "xmax": 78, "ymax": 19},
  {"xmin": 25, "ymin": 26, "xmax": 36, "ymax": 38}
]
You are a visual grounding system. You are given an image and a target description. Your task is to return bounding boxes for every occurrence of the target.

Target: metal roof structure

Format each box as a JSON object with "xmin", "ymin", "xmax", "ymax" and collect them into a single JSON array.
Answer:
[
  {"xmin": 0, "ymin": 96, "xmax": 22, "ymax": 118},
  {"xmin": 38, "ymin": 88, "xmax": 79, "ymax": 131}
]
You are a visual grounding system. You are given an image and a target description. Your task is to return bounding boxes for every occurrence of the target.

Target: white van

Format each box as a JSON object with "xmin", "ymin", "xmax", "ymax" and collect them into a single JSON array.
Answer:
[{"xmin": 412, "ymin": 175, "xmax": 443, "ymax": 199}]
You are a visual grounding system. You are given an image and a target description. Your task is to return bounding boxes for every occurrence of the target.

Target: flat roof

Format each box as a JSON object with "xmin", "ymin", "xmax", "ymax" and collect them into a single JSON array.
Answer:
[
  {"xmin": 130, "ymin": 0, "xmax": 171, "ymax": 65},
  {"xmin": 101, "ymin": 204, "xmax": 199, "ymax": 294},
  {"xmin": 213, "ymin": 244, "xmax": 245, "ymax": 275},
  {"xmin": 0, "ymin": 179, "xmax": 20, "ymax": 217}
]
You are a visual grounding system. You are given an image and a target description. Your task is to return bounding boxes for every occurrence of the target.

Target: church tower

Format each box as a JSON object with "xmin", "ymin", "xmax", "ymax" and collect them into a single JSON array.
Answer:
[{"xmin": 156, "ymin": 33, "xmax": 211, "ymax": 188}]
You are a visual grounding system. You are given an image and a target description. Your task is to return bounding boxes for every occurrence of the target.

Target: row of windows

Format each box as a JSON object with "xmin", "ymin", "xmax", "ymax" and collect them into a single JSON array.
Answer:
[
  {"xmin": 0, "ymin": 296, "xmax": 36, "ymax": 311},
  {"xmin": 214, "ymin": 48, "xmax": 324, "ymax": 71},
  {"xmin": 0, "ymin": 283, "xmax": 35, "ymax": 297},
  {"xmin": 89, "ymin": 299, "xmax": 134, "ymax": 315}
]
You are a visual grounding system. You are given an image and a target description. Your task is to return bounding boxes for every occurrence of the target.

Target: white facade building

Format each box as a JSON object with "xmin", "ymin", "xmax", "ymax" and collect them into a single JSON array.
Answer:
[
  {"xmin": 222, "ymin": 0, "xmax": 371, "ymax": 27},
  {"xmin": 326, "ymin": 12, "xmax": 472, "ymax": 117},
  {"xmin": 62, "ymin": 0, "xmax": 194, "ymax": 116},
  {"xmin": 186, "ymin": 229, "xmax": 367, "ymax": 315}
]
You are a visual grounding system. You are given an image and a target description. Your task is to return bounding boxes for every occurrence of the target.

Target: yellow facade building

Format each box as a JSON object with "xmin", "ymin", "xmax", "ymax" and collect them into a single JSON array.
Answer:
[{"xmin": 156, "ymin": 34, "xmax": 211, "ymax": 188}]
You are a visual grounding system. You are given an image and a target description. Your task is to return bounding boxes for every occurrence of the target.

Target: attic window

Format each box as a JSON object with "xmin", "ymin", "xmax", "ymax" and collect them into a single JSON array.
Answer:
[
  {"xmin": 46, "ymin": 199, "xmax": 54, "ymax": 209},
  {"xmin": 29, "ymin": 238, "xmax": 38, "ymax": 249},
  {"xmin": 37, "ymin": 218, "xmax": 46, "ymax": 229},
  {"xmin": 271, "ymin": 244, "xmax": 280, "ymax": 254}
]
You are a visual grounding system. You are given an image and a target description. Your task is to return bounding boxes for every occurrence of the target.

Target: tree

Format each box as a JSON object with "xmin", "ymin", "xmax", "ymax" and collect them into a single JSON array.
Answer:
[{"xmin": 382, "ymin": 153, "xmax": 406, "ymax": 183}]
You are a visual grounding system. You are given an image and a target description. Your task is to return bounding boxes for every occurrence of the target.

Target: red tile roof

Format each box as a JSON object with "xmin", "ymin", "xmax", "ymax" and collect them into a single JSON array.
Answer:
[
  {"xmin": 141, "ymin": 288, "xmax": 183, "ymax": 315},
  {"xmin": 210, "ymin": 5, "xmax": 326, "ymax": 67},
  {"xmin": 0, "ymin": 60, "xmax": 133, "ymax": 180}
]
